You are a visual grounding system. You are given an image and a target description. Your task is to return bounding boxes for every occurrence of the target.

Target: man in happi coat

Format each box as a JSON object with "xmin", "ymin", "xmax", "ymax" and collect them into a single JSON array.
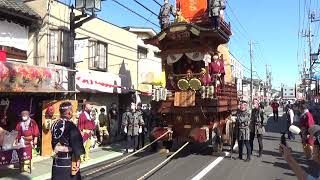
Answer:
[
  {"xmin": 299, "ymin": 101, "xmax": 315, "ymax": 159},
  {"xmin": 235, "ymin": 100, "xmax": 252, "ymax": 162},
  {"xmin": 51, "ymin": 102, "xmax": 85, "ymax": 180},
  {"xmin": 78, "ymin": 103, "xmax": 95, "ymax": 161},
  {"xmin": 208, "ymin": 0, "xmax": 226, "ymax": 28},
  {"xmin": 158, "ymin": 0, "xmax": 176, "ymax": 29},
  {"xmin": 16, "ymin": 110, "xmax": 40, "ymax": 170},
  {"xmin": 122, "ymin": 103, "xmax": 144, "ymax": 153}
]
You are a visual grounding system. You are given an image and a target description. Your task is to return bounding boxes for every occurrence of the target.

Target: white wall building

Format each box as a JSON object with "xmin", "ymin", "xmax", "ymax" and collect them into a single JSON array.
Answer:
[
  {"xmin": 282, "ymin": 85, "xmax": 296, "ymax": 99},
  {"xmin": 125, "ymin": 27, "xmax": 162, "ymax": 103},
  {"xmin": 230, "ymin": 53, "xmax": 243, "ymax": 93}
]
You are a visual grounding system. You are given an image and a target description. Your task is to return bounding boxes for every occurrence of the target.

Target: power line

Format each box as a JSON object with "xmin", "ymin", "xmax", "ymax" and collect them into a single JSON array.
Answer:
[
  {"xmin": 226, "ymin": 1, "xmax": 250, "ymax": 40},
  {"xmin": 132, "ymin": 0, "xmax": 158, "ymax": 17},
  {"xmin": 152, "ymin": 0, "xmax": 161, "ymax": 6},
  {"xmin": 110, "ymin": 0, "xmax": 160, "ymax": 28}
]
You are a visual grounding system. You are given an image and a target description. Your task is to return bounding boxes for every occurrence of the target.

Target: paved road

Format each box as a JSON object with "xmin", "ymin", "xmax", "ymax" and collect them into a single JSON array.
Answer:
[{"xmin": 81, "ymin": 108, "xmax": 320, "ymax": 180}]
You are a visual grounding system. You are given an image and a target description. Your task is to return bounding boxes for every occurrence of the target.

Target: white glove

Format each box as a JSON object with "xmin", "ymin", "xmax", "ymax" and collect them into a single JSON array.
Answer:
[
  {"xmin": 124, "ymin": 127, "xmax": 128, "ymax": 134},
  {"xmin": 139, "ymin": 126, "xmax": 142, "ymax": 133}
]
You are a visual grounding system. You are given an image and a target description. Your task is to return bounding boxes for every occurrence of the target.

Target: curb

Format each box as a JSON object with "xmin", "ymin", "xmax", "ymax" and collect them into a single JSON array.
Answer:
[{"xmin": 32, "ymin": 151, "xmax": 123, "ymax": 180}]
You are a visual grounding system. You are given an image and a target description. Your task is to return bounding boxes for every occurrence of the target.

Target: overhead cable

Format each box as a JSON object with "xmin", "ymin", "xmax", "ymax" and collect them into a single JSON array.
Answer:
[{"xmin": 110, "ymin": 0, "xmax": 160, "ymax": 28}]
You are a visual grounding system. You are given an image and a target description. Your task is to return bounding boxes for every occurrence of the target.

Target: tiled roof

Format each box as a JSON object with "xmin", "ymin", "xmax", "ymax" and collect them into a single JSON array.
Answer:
[{"xmin": 0, "ymin": 0, "xmax": 40, "ymax": 19}]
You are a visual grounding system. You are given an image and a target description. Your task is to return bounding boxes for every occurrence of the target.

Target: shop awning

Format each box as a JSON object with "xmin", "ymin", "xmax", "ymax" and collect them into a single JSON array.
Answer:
[{"xmin": 76, "ymin": 70, "xmax": 129, "ymax": 94}]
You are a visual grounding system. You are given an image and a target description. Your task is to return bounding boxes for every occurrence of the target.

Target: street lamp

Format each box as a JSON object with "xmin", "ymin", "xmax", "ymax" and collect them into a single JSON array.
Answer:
[
  {"xmin": 75, "ymin": 0, "xmax": 101, "ymax": 12},
  {"xmin": 68, "ymin": 0, "xmax": 102, "ymax": 93}
]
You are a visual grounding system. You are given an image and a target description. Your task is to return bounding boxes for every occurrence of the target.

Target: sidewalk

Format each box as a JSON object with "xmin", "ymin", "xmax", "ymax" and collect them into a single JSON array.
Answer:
[{"xmin": 0, "ymin": 141, "xmax": 126, "ymax": 180}]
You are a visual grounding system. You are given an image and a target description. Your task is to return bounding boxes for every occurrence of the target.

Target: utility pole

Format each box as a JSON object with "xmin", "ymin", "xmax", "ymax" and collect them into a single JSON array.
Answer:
[
  {"xmin": 249, "ymin": 41, "xmax": 253, "ymax": 106},
  {"xmin": 68, "ymin": 1, "xmax": 101, "ymax": 93}
]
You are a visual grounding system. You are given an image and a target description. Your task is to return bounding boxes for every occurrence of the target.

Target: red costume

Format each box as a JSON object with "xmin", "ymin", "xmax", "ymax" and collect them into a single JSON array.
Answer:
[
  {"xmin": 300, "ymin": 111, "xmax": 315, "ymax": 145},
  {"xmin": 271, "ymin": 102, "xmax": 279, "ymax": 112},
  {"xmin": 209, "ymin": 59, "xmax": 225, "ymax": 76},
  {"xmin": 16, "ymin": 119, "xmax": 40, "ymax": 146},
  {"xmin": 78, "ymin": 111, "xmax": 95, "ymax": 142}
]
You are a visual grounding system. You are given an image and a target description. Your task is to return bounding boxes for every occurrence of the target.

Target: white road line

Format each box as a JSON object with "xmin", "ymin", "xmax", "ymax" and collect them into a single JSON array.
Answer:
[
  {"xmin": 191, "ymin": 157, "xmax": 224, "ymax": 180},
  {"xmin": 191, "ymin": 144, "xmax": 238, "ymax": 180}
]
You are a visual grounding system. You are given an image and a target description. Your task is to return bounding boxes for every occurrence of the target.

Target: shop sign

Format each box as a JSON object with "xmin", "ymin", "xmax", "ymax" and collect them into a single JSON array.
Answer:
[
  {"xmin": 76, "ymin": 70, "xmax": 123, "ymax": 93},
  {"xmin": 0, "ymin": 62, "xmax": 69, "ymax": 92}
]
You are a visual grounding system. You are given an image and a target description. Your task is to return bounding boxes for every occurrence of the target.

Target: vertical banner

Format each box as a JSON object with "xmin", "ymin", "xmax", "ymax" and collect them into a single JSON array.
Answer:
[{"xmin": 74, "ymin": 39, "xmax": 88, "ymax": 63}]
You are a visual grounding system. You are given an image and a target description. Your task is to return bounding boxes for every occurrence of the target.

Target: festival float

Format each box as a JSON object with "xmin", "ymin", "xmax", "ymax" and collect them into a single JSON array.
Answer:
[{"xmin": 145, "ymin": 0, "xmax": 237, "ymax": 152}]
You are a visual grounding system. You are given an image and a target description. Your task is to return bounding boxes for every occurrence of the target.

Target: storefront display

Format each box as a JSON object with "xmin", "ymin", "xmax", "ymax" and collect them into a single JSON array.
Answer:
[
  {"xmin": 41, "ymin": 100, "xmax": 78, "ymax": 156},
  {"xmin": 0, "ymin": 62, "xmax": 68, "ymax": 92}
]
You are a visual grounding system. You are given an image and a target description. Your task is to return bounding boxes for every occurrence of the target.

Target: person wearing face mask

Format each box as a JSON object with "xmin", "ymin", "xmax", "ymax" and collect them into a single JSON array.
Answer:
[
  {"xmin": 235, "ymin": 100, "xmax": 252, "ymax": 162},
  {"xmin": 122, "ymin": 103, "xmax": 144, "ymax": 153},
  {"xmin": 78, "ymin": 103, "xmax": 95, "ymax": 161},
  {"xmin": 51, "ymin": 102, "xmax": 85, "ymax": 180},
  {"xmin": 249, "ymin": 99, "xmax": 265, "ymax": 157},
  {"xmin": 16, "ymin": 110, "xmax": 40, "ymax": 171}
]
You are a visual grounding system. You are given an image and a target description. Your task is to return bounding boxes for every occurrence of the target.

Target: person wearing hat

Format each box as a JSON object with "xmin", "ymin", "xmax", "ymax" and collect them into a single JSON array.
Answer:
[
  {"xmin": 51, "ymin": 102, "xmax": 85, "ymax": 180},
  {"xmin": 280, "ymin": 125, "xmax": 320, "ymax": 180},
  {"xmin": 16, "ymin": 110, "xmax": 40, "ymax": 171},
  {"xmin": 235, "ymin": 100, "xmax": 252, "ymax": 161}
]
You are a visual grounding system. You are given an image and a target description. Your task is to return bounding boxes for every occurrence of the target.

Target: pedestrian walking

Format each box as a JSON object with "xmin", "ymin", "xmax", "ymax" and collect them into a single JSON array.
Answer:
[
  {"xmin": 286, "ymin": 104, "xmax": 295, "ymax": 140},
  {"xmin": 122, "ymin": 103, "xmax": 144, "ymax": 153},
  {"xmin": 51, "ymin": 102, "xmax": 85, "ymax": 180},
  {"xmin": 235, "ymin": 100, "xmax": 251, "ymax": 162},
  {"xmin": 271, "ymin": 100, "xmax": 279, "ymax": 121},
  {"xmin": 249, "ymin": 100, "xmax": 264, "ymax": 157},
  {"xmin": 78, "ymin": 103, "xmax": 95, "ymax": 162},
  {"xmin": 299, "ymin": 101, "xmax": 315, "ymax": 159}
]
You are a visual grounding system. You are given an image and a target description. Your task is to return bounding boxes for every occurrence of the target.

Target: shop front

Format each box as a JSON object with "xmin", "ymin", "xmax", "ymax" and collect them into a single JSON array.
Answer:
[
  {"xmin": 0, "ymin": 61, "xmax": 74, "ymax": 157},
  {"xmin": 76, "ymin": 70, "xmax": 131, "ymax": 119}
]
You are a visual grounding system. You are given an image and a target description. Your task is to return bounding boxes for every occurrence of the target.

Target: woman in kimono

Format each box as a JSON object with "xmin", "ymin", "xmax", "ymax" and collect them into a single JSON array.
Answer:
[{"xmin": 51, "ymin": 102, "xmax": 85, "ymax": 180}]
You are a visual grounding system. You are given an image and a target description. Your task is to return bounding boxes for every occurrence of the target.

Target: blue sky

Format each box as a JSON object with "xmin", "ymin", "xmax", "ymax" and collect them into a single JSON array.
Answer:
[{"xmin": 63, "ymin": 0, "xmax": 320, "ymax": 90}]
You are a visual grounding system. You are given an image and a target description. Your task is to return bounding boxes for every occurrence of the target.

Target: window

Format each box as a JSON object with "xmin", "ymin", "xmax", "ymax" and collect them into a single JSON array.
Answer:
[
  {"xmin": 290, "ymin": 93, "xmax": 294, "ymax": 95},
  {"xmin": 290, "ymin": 89, "xmax": 294, "ymax": 91},
  {"xmin": 88, "ymin": 41, "xmax": 107, "ymax": 71},
  {"xmin": 49, "ymin": 30, "xmax": 69, "ymax": 65},
  {"xmin": 138, "ymin": 46, "xmax": 148, "ymax": 59},
  {"xmin": 284, "ymin": 93, "xmax": 287, "ymax": 96}
]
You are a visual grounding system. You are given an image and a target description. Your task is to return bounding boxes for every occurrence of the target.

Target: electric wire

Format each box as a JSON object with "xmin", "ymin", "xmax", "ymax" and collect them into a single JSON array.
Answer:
[
  {"xmin": 110, "ymin": 0, "xmax": 160, "ymax": 28},
  {"xmin": 132, "ymin": 0, "xmax": 158, "ymax": 17}
]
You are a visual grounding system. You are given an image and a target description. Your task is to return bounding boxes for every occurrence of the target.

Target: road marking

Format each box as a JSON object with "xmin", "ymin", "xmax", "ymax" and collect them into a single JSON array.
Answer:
[
  {"xmin": 191, "ymin": 157, "xmax": 224, "ymax": 180},
  {"xmin": 32, "ymin": 151, "xmax": 123, "ymax": 180},
  {"xmin": 191, "ymin": 144, "xmax": 238, "ymax": 180}
]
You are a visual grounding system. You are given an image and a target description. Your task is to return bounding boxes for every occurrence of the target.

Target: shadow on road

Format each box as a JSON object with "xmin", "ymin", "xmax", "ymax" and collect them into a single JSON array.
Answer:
[{"xmin": 0, "ymin": 168, "xmax": 31, "ymax": 180}]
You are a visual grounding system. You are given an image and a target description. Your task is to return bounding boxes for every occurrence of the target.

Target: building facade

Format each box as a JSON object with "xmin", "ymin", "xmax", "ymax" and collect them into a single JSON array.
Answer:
[
  {"xmin": 229, "ymin": 53, "xmax": 243, "ymax": 93},
  {"xmin": 282, "ymin": 85, "xmax": 296, "ymax": 99},
  {"xmin": 125, "ymin": 27, "xmax": 162, "ymax": 104}
]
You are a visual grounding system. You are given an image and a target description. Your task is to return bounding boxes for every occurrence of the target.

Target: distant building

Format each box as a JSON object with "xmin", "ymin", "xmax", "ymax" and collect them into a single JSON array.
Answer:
[
  {"xmin": 282, "ymin": 85, "xmax": 296, "ymax": 99},
  {"xmin": 230, "ymin": 53, "xmax": 243, "ymax": 93}
]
